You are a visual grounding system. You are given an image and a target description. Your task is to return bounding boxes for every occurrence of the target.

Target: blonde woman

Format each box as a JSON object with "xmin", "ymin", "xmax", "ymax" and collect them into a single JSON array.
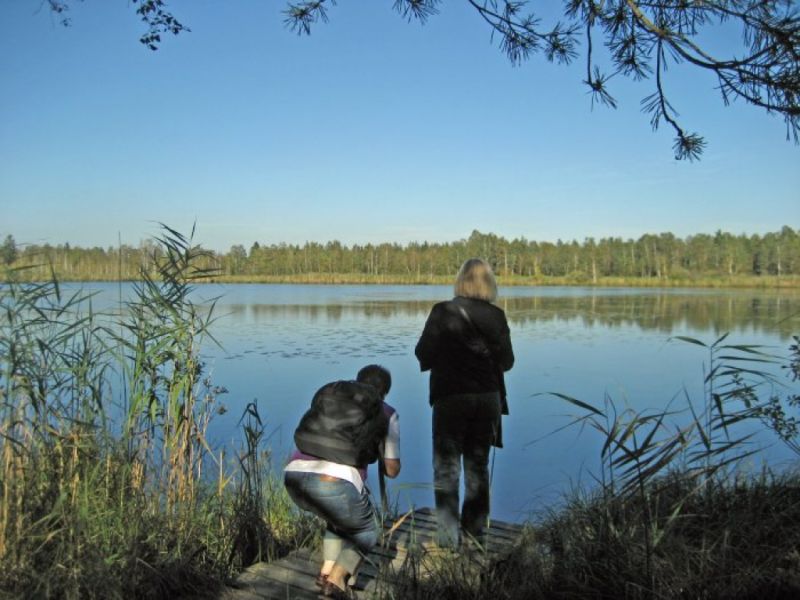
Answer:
[{"xmin": 415, "ymin": 258, "xmax": 514, "ymax": 548}]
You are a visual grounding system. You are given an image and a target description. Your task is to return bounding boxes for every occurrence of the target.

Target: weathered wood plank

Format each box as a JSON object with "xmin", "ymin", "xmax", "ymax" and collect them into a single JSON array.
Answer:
[
  {"xmin": 395, "ymin": 509, "xmax": 520, "ymax": 539},
  {"xmin": 221, "ymin": 508, "xmax": 526, "ymax": 600}
]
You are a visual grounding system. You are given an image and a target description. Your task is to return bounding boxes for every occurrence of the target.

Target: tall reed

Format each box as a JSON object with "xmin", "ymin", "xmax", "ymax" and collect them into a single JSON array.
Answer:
[
  {"xmin": 0, "ymin": 226, "xmax": 316, "ymax": 599},
  {"xmin": 114, "ymin": 224, "xmax": 220, "ymax": 519}
]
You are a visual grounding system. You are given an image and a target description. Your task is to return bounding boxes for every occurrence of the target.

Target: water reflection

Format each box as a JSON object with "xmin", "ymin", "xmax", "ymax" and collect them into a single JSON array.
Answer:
[
  {"xmin": 222, "ymin": 292, "xmax": 800, "ymax": 339},
  {"xmin": 74, "ymin": 283, "xmax": 799, "ymax": 521}
]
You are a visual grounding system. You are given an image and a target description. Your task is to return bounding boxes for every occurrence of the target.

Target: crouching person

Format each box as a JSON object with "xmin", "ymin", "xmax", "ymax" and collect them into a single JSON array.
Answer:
[{"xmin": 284, "ymin": 365, "xmax": 401, "ymax": 599}]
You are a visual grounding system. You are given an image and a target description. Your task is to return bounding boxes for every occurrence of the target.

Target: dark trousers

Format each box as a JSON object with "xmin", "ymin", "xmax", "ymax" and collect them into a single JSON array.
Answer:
[{"xmin": 432, "ymin": 392, "xmax": 501, "ymax": 547}]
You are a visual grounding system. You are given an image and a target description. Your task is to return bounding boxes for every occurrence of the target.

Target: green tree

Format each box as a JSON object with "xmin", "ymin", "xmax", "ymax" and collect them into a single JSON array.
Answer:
[
  {"xmin": 6, "ymin": 226, "xmax": 800, "ymax": 281},
  {"xmin": 1, "ymin": 235, "xmax": 17, "ymax": 266},
  {"xmin": 227, "ymin": 244, "xmax": 248, "ymax": 275},
  {"xmin": 45, "ymin": 0, "xmax": 188, "ymax": 50}
]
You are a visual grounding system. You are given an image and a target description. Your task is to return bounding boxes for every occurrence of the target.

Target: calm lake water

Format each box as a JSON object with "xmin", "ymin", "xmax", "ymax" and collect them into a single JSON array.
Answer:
[{"xmin": 88, "ymin": 283, "xmax": 800, "ymax": 522}]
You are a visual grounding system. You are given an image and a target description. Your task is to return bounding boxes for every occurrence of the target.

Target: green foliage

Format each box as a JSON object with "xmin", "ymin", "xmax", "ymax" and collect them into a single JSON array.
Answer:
[
  {"xmin": 535, "ymin": 471, "xmax": 800, "ymax": 599},
  {"xmin": 376, "ymin": 471, "xmax": 800, "ymax": 599},
  {"xmin": 0, "ymin": 235, "xmax": 17, "ymax": 266},
  {"xmin": 534, "ymin": 332, "xmax": 800, "ymax": 597},
  {"xmin": 284, "ymin": 0, "xmax": 800, "ymax": 159},
  {"xmin": 115, "ymin": 224, "xmax": 220, "ymax": 514},
  {"xmin": 32, "ymin": 2, "xmax": 800, "ymax": 158},
  {"xmin": 8, "ymin": 226, "xmax": 800, "ymax": 284},
  {"xmin": 0, "ymin": 226, "xmax": 313, "ymax": 599},
  {"xmin": 735, "ymin": 335, "xmax": 800, "ymax": 456},
  {"xmin": 46, "ymin": 0, "xmax": 188, "ymax": 50},
  {"xmin": 377, "ymin": 333, "xmax": 800, "ymax": 599},
  {"xmin": 225, "ymin": 400, "xmax": 321, "ymax": 570}
]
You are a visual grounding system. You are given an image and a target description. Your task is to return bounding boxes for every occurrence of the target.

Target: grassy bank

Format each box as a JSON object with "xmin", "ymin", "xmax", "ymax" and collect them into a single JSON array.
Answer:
[
  {"xmin": 382, "ymin": 470, "xmax": 800, "ymax": 600},
  {"xmin": 207, "ymin": 273, "xmax": 800, "ymax": 289},
  {"xmin": 0, "ymin": 229, "xmax": 321, "ymax": 599},
  {"xmin": 9, "ymin": 270, "xmax": 800, "ymax": 289},
  {"xmin": 378, "ymin": 335, "xmax": 800, "ymax": 599},
  {"xmin": 3, "ymin": 228, "xmax": 799, "ymax": 599}
]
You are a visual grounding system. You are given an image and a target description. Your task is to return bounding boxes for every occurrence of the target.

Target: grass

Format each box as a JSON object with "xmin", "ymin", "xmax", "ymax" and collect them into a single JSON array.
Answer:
[
  {"xmin": 380, "ymin": 470, "xmax": 800, "ymax": 600},
  {"xmin": 209, "ymin": 273, "xmax": 800, "ymax": 289},
  {"xmin": 0, "ymin": 226, "xmax": 321, "ymax": 599},
  {"xmin": 12, "ymin": 266, "xmax": 800, "ymax": 289},
  {"xmin": 3, "ymin": 226, "xmax": 798, "ymax": 598},
  {"xmin": 374, "ymin": 333, "xmax": 800, "ymax": 599}
]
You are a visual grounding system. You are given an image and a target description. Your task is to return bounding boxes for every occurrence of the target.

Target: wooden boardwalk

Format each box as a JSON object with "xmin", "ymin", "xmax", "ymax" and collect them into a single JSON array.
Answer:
[{"xmin": 221, "ymin": 508, "xmax": 526, "ymax": 600}]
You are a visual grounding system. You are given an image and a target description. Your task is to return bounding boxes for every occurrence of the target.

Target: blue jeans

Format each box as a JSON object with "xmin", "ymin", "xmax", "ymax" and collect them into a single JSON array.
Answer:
[
  {"xmin": 432, "ymin": 392, "xmax": 501, "ymax": 547},
  {"xmin": 284, "ymin": 471, "xmax": 378, "ymax": 574}
]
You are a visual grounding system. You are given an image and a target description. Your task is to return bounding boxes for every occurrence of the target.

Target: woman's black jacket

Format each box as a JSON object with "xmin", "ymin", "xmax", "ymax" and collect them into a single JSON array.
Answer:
[{"xmin": 415, "ymin": 296, "xmax": 514, "ymax": 407}]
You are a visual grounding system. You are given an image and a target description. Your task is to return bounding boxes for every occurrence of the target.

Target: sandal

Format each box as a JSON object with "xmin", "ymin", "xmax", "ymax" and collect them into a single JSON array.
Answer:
[
  {"xmin": 314, "ymin": 573, "xmax": 329, "ymax": 588},
  {"xmin": 321, "ymin": 580, "xmax": 357, "ymax": 599}
]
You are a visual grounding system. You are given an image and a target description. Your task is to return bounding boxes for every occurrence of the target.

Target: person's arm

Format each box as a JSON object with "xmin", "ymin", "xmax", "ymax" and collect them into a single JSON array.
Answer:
[
  {"xmin": 498, "ymin": 328, "xmax": 514, "ymax": 371},
  {"xmin": 495, "ymin": 313, "xmax": 514, "ymax": 372},
  {"xmin": 383, "ymin": 458, "xmax": 401, "ymax": 478},
  {"xmin": 415, "ymin": 304, "xmax": 442, "ymax": 371},
  {"xmin": 382, "ymin": 411, "xmax": 401, "ymax": 478}
]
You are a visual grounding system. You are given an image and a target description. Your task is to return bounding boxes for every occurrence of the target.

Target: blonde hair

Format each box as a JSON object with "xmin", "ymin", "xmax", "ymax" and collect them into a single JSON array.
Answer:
[{"xmin": 454, "ymin": 258, "xmax": 497, "ymax": 302}]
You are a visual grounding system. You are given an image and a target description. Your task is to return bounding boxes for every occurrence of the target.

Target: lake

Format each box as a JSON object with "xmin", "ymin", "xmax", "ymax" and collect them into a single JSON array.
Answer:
[{"xmin": 88, "ymin": 283, "xmax": 800, "ymax": 522}]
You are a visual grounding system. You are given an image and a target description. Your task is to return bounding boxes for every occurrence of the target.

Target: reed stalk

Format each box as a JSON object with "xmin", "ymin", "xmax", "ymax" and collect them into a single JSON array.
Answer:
[
  {"xmin": 0, "ymin": 226, "xmax": 316, "ymax": 599},
  {"xmin": 378, "ymin": 334, "xmax": 800, "ymax": 599}
]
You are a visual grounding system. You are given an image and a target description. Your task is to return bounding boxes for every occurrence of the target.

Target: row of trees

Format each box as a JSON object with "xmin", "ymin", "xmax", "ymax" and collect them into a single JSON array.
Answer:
[{"xmin": 3, "ymin": 227, "xmax": 800, "ymax": 282}]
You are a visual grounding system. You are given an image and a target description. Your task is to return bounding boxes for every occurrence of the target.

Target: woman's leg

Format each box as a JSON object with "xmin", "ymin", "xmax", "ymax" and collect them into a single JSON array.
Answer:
[
  {"xmin": 285, "ymin": 471, "xmax": 377, "ymax": 589},
  {"xmin": 461, "ymin": 440, "xmax": 491, "ymax": 540},
  {"xmin": 321, "ymin": 529, "xmax": 341, "ymax": 578},
  {"xmin": 433, "ymin": 396, "xmax": 467, "ymax": 547},
  {"xmin": 433, "ymin": 434, "xmax": 462, "ymax": 547},
  {"xmin": 326, "ymin": 485, "xmax": 377, "ymax": 573},
  {"xmin": 460, "ymin": 393, "xmax": 502, "ymax": 542}
]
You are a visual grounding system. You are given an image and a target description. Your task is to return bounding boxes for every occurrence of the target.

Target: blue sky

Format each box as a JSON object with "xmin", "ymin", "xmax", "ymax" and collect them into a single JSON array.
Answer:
[{"xmin": 1, "ymin": 1, "xmax": 797, "ymax": 252}]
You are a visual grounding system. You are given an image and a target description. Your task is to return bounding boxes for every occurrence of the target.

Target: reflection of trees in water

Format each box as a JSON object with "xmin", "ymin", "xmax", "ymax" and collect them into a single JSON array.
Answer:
[
  {"xmin": 223, "ymin": 293, "xmax": 800, "ymax": 339},
  {"xmin": 499, "ymin": 294, "xmax": 800, "ymax": 338}
]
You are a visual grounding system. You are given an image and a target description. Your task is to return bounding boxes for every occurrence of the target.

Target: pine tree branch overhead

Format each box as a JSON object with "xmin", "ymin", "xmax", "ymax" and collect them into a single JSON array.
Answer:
[
  {"xmin": 42, "ymin": 0, "xmax": 800, "ymax": 159},
  {"xmin": 282, "ymin": 0, "xmax": 800, "ymax": 159}
]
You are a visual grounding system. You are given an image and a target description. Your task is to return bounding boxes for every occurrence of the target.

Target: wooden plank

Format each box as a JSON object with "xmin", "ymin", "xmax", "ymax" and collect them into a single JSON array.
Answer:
[
  {"xmin": 380, "ymin": 519, "xmax": 522, "ymax": 554},
  {"xmin": 223, "ymin": 578, "xmax": 317, "ymax": 600},
  {"xmin": 384, "ymin": 515, "xmax": 523, "ymax": 539},
  {"xmin": 393, "ymin": 509, "xmax": 522, "ymax": 538},
  {"xmin": 221, "ymin": 507, "xmax": 527, "ymax": 600},
  {"xmin": 222, "ymin": 573, "xmax": 316, "ymax": 600},
  {"xmin": 382, "ymin": 516, "xmax": 520, "ymax": 542}
]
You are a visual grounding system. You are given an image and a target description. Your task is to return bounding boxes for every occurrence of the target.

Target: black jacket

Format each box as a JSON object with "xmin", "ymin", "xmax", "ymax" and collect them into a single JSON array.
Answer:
[
  {"xmin": 294, "ymin": 380, "xmax": 389, "ymax": 468},
  {"xmin": 415, "ymin": 296, "xmax": 514, "ymax": 405}
]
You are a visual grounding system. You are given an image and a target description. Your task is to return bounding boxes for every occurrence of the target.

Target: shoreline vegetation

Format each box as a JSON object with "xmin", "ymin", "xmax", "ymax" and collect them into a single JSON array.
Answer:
[
  {"xmin": 208, "ymin": 273, "xmax": 800, "ymax": 289},
  {"xmin": 0, "ymin": 228, "xmax": 324, "ymax": 600},
  {"xmin": 2, "ymin": 226, "xmax": 800, "ymax": 599},
  {"xmin": 2, "ymin": 227, "xmax": 799, "ymax": 289},
  {"xmin": 5, "ymin": 272, "xmax": 800, "ymax": 289}
]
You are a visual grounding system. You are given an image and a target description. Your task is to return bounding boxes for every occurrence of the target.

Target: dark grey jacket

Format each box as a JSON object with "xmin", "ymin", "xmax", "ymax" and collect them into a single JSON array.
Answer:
[{"xmin": 293, "ymin": 380, "xmax": 389, "ymax": 468}]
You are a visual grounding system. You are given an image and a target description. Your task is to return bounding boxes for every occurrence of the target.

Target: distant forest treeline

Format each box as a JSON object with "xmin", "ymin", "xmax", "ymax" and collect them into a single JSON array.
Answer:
[{"xmin": 2, "ymin": 227, "xmax": 800, "ymax": 285}]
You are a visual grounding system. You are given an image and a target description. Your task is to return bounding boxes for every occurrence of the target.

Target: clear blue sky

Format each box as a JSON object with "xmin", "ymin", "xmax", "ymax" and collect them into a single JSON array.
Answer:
[{"xmin": 1, "ymin": 1, "xmax": 797, "ymax": 252}]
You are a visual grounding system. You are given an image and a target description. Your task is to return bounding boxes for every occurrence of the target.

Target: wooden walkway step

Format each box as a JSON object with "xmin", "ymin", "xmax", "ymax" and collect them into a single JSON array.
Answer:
[{"xmin": 221, "ymin": 507, "xmax": 526, "ymax": 600}]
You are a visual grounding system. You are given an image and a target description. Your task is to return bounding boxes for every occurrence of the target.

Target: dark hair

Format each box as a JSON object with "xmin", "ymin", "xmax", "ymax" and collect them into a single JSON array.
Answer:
[{"xmin": 356, "ymin": 364, "xmax": 391, "ymax": 396}]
